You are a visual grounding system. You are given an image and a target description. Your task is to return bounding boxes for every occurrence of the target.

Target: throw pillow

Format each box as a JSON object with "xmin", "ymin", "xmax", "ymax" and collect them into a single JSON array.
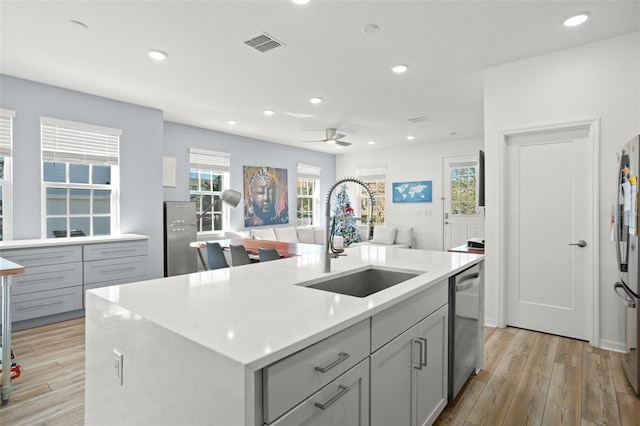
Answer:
[
  {"xmin": 371, "ymin": 226, "xmax": 398, "ymax": 245},
  {"xmin": 395, "ymin": 227, "xmax": 413, "ymax": 247}
]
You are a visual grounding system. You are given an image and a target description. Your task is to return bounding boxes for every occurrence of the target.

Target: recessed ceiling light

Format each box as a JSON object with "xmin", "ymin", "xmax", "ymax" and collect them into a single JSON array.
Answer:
[
  {"xmin": 148, "ymin": 49, "xmax": 168, "ymax": 61},
  {"xmin": 407, "ymin": 135, "xmax": 416, "ymax": 141},
  {"xmin": 310, "ymin": 97, "xmax": 323, "ymax": 104},
  {"xmin": 227, "ymin": 120, "xmax": 237, "ymax": 125},
  {"xmin": 368, "ymin": 140, "xmax": 376, "ymax": 145},
  {"xmin": 291, "ymin": 0, "xmax": 310, "ymax": 4},
  {"xmin": 68, "ymin": 20, "xmax": 88, "ymax": 30},
  {"xmin": 564, "ymin": 12, "xmax": 591, "ymax": 27},
  {"xmin": 450, "ymin": 132, "xmax": 458, "ymax": 136},
  {"xmin": 361, "ymin": 24, "xmax": 379, "ymax": 34},
  {"xmin": 392, "ymin": 64, "xmax": 409, "ymax": 74},
  {"xmin": 263, "ymin": 109, "xmax": 275, "ymax": 116}
]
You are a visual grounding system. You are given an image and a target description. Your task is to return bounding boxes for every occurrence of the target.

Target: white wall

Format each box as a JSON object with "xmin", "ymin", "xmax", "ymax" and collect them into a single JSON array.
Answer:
[
  {"xmin": 484, "ymin": 32, "xmax": 640, "ymax": 348},
  {"xmin": 336, "ymin": 138, "xmax": 484, "ymax": 250}
]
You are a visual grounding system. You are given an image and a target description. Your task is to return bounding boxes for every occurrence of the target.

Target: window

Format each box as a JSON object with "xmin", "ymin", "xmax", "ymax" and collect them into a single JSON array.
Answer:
[
  {"xmin": 41, "ymin": 117, "xmax": 120, "ymax": 238},
  {"xmin": 189, "ymin": 148, "xmax": 230, "ymax": 233},
  {"xmin": 357, "ymin": 165, "xmax": 386, "ymax": 226},
  {"xmin": 0, "ymin": 109, "xmax": 15, "ymax": 241},
  {"xmin": 296, "ymin": 163, "xmax": 320, "ymax": 227},
  {"xmin": 449, "ymin": 162, "xmax": 478, "ymax": 216}
]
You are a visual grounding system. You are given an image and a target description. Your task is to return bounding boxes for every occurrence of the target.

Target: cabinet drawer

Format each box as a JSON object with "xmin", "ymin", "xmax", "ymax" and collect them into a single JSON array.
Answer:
[
  {"xmin": 371, "ymin": 279, "xmax": 447, "ymax": 353},
  {"xmin": 0, "ymin": 245, "xmax": 82, "ymax": 267},
  {"xmin": 10, "ymin": 286, "xmax": 83, "ymax": 322},
  {"xmin": 83, "ymin": 241, "xmax": 148, "ymax": 261},
  {"xmin": 84, "ymin": 256, "xmax": 148, "ymax": 285},
  {"xmin": 270, "ymin": 358, "xmax": 370, "ymax": 426},
  {"xmin": 263, "ymin": 319, "xmax": 370, "ymax": 424},
  {"xmin": 10, "ymin": 262, "xmax": 83, "ymax": 295}
]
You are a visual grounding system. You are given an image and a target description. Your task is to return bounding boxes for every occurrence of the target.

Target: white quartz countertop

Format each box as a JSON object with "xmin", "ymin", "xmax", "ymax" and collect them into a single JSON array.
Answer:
[
  {"xmin": 0, "ymin": 233, "xmax": 149, "ymax": 250},
  {"xmin": 88, "ymin": 246, "xmax": 482, "ymax": 370}
]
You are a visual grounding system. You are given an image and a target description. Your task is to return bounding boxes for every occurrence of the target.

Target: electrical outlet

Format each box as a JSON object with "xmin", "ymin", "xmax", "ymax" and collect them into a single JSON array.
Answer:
[{"xmin": 113, "ymin": 349, "xmax": 123, "ymax": 385}]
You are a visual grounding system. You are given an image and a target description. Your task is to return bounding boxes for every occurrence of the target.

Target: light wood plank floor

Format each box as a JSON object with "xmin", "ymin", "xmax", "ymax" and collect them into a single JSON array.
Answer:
[{"xmin": 1, "ymin": 319, "xmax": 638, "ymax": 425}]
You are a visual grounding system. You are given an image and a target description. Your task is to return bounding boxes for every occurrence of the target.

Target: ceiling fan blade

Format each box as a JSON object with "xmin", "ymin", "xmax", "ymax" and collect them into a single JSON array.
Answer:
[
  {"xmin": 333, "ymin": 133, "xmax": 346, "ymax": 140},
  {"xmin": 301, "ymin": 139, "xmax": 327, "ymax": 143},
  {"xmin": 335, "ymin": 140, "xmax": 352, "ymax": 147}
]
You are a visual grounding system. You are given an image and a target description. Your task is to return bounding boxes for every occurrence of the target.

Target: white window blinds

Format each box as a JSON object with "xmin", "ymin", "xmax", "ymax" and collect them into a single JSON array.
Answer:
[
  {"xmin": 297, "ymin": 163, "xmax": 321, "ymax": 180},
  {"xmin": 41, "ymin": 117, "xmax": 121, "ymax": 165},
  {"xmin": 0, "ymin": 109, "xmax": 16, "ymax": 158},
  {"xmin": 189, "ymin": 148, "xmax": 230, "ymax": 172}
]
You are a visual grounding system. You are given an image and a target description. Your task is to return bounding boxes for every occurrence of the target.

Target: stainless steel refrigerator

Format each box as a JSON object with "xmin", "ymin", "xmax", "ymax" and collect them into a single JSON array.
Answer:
[
  {"xmin": 164, "ymin": 201, "xmax": 197, "ymax": 277},
  {"xmin": 613, "ymin": 135, "xmax": 640, "ymax": 395}
]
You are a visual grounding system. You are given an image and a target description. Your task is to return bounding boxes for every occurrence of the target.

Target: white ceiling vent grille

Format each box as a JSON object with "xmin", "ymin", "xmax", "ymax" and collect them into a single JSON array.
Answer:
[
  {"xmin": 244, "ymin": 33, "xmax": 283, "ymax": 53},
  {"xmin": 408, "ymin": 116, "xmax": 428, "ymax": 123}
]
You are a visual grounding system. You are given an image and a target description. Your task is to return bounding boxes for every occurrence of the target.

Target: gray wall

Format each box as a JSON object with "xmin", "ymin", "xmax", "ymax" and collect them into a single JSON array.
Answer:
[
  {"xmin": 163, "ymin": 121, "xmax": 336, "ymax": 232},
  {"xmin": 1, "ymin": 74, "xmax": 337, "ymax": 279},
  {"xmin": 1, "ymin": 74, "xmax": 165, "ymax": 278}
]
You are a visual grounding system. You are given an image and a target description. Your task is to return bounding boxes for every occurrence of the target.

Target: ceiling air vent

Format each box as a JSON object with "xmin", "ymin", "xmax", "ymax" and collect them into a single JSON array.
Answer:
[
  {"xmin": 408, "ymin": 116, "xmax": 428, "ymax": 123},
  {"xmin": 244, "ymin": 33, "xmax": 283, "ymax": 53}
]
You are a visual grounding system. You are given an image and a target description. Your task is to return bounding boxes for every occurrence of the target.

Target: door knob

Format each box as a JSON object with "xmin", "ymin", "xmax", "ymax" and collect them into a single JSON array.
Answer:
[{"xmin": 569, "ymin": 240, "xmax": 587, "ymax": 248}]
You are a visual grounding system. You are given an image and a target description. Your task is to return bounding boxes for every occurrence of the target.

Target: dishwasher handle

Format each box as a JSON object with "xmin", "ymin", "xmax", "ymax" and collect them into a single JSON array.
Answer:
[{"xmin": 455, "ymin": 273, "xmax": 480, "ymax": 292}]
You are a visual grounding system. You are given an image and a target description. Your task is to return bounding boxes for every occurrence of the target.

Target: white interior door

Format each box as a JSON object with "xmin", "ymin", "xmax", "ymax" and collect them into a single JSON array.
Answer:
[
  {"xmin": 443, "ymin": 155, "xmax": 485, "ymax": 250},
  {"xmin": 505, "ymin": 126, "xmax": 594, "ymax": 341}
]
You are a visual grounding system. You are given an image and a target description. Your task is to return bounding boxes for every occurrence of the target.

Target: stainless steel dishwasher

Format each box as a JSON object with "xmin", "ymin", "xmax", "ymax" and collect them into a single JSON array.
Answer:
[{"xmin": 448, "ymin": 263, "xmax": 483, "ymax": 400}]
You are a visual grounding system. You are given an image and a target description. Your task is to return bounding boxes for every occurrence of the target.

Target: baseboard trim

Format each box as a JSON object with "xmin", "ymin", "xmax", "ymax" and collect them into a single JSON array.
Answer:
[{"xmin": 599, "ymin": 338, "xmax": 627, "ymax": 353}]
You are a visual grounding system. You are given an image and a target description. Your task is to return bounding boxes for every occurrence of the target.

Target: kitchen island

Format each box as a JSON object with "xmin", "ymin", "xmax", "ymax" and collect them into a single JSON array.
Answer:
[{"xmin": 85, "ymin": 246, "xmax": 483, "ymax": 425}]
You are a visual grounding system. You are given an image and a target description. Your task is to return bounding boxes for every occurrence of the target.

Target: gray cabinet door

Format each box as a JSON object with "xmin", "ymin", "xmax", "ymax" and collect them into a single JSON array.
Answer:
[
  {"xmin": 415, "ymin": 305, "xmax": 449, "ymax": 426},
  {"xmin": 271, "ymin": 359, "xmax": 369, "ymax": 426},
  {"xmin": 370, "ymin": 326, "xmax": 416, "ymax": 426}
]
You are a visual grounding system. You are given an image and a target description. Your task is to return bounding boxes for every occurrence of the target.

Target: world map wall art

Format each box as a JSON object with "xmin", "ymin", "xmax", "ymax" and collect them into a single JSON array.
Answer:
[{"xmin": 392, "ymin": 180, "xmax": 432, "ymax": 203}]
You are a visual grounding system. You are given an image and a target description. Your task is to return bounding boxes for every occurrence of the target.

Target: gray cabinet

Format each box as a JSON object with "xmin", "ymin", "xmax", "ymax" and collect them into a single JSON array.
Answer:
[
  {"xmin": 0, "ymin": 246, "xmax": 83, "ymax": 326},
  {"xmin": 0, "ymin": 238, "xmax": 148, "ymax": 328},
  {"xmin": 83, "ymin": 241, "xmax": 148, "ymax": 292},
  {"xmin": 370, "ymin": 279, "xmax": 449, "ymax": 426}
]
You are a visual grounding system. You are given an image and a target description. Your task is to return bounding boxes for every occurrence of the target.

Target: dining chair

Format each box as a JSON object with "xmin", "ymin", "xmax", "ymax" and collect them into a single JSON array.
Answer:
[
  {"xmin": 259, "ymin": 247, "xmax": 281, "ymax": 262},
  {"xmin": 206, "ymin": 242, "xmax": 229, "ymax": 270},
  {"xmin": 230, "ymin": 244, "xmax": 252, "ymax": 266}
]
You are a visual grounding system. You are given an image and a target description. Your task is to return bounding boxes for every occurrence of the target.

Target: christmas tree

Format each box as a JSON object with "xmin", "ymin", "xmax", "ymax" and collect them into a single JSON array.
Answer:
[{"xmin": 331, "ymin": 184, "xmax": 361, "ymax": 246}]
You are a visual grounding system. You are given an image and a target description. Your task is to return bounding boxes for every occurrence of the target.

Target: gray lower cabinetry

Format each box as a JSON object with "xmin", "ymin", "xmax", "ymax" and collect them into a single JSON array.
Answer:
[
  {"xmin": 370, "ymin": 304, "xmax": 448, "ymax": 426},
  {"xmin": 0, "ymin": 239, "xmax": 148, "ymax": 328},
  {"xmin": 271, "ymin": 358, "xmax": 370, "ymax": 426}
]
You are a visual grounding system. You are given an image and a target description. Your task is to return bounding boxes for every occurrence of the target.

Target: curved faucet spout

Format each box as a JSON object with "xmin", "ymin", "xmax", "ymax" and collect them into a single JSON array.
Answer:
[{"xmin": 324, "ymin": 177, "xmax": 375, "ymax": 272}]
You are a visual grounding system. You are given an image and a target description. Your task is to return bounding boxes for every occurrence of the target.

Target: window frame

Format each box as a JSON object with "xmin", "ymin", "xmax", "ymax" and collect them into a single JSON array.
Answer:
[
  {"xmin": 40, "ymin": 117, "xmax": 121, "ymax": 239},
  {"xmin": 357, "ymin": 165, "xmax": 387, "ymax": 226},
  {"xmin": 189, "ymin": 148, "xmax": 231, "ymax": 235},
  {"xmin": 448, "ymin": 160, "xmax": 479, "ymax": 217},
  {"xmin": 296, "ymin": 163, "xmax": 321, "ymax": 227},
  {"xmin": 0, "ymin": 109, "xmax": 15, "ymax": 241}
]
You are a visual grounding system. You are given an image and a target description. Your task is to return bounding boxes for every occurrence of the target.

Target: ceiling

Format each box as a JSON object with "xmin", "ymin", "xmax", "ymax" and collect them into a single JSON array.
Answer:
[{"xmin": 1, "ymin": 1, "xmax": 638, "ymax": 154}]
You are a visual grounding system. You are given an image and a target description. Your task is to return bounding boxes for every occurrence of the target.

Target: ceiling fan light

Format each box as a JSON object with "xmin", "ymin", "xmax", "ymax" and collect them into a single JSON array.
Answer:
[{"xmin": 326, "ymin": 139, "xmax": 336, "ymax": 145}]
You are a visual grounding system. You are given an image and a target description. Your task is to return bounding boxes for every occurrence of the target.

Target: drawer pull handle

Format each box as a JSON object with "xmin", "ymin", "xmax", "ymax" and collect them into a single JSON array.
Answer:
[
  {"xmin": 100, "ymin": 249, "xmax": 137, "ymax": 254},
  {"xmin": 17, "ymin": 275, "xmax": 64, "ymax": 283},
  {"xmin": 100, "ymin": 267, "xmax": 136, "ymax": 275},
  {"xmin": 314, "ymin": 385, "xmax": 349, "ymax": 410},
  {"xmin": 17, "ymin": 299, "xmax": 63, "ymax": 309},
  {"xmin": 314, "ymin": 352, "xmax": 349, "ymax": 373}
]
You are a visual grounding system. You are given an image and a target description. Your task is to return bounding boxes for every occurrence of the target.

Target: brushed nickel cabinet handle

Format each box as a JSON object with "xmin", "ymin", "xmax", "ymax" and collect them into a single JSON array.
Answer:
[
  {"xmin": 419, "ymin": 337, "xmax": 428, "ymax": 367},
  {"xmin": 413, "ymin": 339, "xmax": 424, "ymax": 370},
  {"xmin": 314, "ymin": 385, "xmax": 349, "ymax": 410},
  {"xmin": 314, "ymin": 352, "xmax": 349, "ymax": 373}
]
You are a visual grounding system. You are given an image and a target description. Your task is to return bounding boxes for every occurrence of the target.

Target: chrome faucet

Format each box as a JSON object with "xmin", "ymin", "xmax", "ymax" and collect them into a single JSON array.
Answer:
[{"xmin": 324, "ymin": 177, "xmax": 374, "ymax": 272}]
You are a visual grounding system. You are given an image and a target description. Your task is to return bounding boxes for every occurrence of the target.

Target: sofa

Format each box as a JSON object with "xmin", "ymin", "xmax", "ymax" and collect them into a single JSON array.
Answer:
[
  {"xmin": 349, "ymin": 225, "xmax": 414, "ymax": 249},
  {"xmin": 245, "ymin": 225, "xmax": 414, "ymax": 249}
]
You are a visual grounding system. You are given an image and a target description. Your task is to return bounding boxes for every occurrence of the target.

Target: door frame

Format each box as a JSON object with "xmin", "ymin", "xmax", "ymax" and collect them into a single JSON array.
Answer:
[{"xmin": 496, "ymin": 118, "xmax": 600, "ymax": 346}]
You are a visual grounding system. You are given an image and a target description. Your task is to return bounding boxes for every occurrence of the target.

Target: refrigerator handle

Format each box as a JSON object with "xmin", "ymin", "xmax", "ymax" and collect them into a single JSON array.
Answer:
[
  {"xmin": 614, "ymin": 282, "xmax": 636, "ymax": 303},
  {"xmin": 614, "ymin": 154, "xmax": 629, "ymax": 273}
]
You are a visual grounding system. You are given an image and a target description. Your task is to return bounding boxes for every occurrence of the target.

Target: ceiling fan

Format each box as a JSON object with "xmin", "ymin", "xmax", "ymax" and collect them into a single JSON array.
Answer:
[{"xmin": 302, "ymin": 128, "xmax": 352, "ymax": 146}]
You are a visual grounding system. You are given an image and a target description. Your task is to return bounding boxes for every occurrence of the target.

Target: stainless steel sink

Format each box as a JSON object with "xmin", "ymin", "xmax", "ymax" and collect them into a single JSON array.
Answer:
[{"xmin": 301, "ymin": 268, "xmax": 420, "ymax": 298}]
